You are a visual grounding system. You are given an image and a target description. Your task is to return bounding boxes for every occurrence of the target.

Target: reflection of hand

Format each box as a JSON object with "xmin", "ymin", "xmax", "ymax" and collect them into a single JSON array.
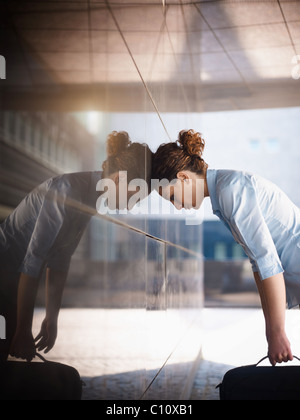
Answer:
[
  {"xmin": 10, "ymin": 331, "xmax": 36, "ymax": 362},
  {"xmin": 35, "ymin": 318, "xmax": 58, "ymax": 354}
]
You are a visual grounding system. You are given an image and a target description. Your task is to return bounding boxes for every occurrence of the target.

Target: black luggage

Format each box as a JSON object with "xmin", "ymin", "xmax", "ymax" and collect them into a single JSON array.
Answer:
[
  {"xmin": 0, "ymin": 353, "xmax": 83, "ymax": 400},
  {"xmin": 217, "ymin": 356, "xmax": 300, "ymax": 400}
]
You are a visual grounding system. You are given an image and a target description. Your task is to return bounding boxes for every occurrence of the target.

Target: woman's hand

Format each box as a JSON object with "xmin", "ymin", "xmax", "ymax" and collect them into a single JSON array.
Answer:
[
  {"xmin": 35, "ymin": 318, "xmax": 58, "ymax": 354},
  {"xmin": 9, "ymin": 330, "xmax": 36, "ymax": 362},
  {"xmin": 267, "ymin": 331, "xmax": 293, "ymax": 366}
]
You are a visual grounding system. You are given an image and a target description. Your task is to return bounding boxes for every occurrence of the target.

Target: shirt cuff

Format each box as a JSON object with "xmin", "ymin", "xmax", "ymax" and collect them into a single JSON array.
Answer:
[
  {"xmin": 257, "ymin": 262, "xmax": 284, "ymax": 280},
  {"xmin": 19, "ymin": 256, "xmax": 44, "ymax": 278}
]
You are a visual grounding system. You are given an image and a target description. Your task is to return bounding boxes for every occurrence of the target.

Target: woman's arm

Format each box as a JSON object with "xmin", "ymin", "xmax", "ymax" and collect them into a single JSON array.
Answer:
[
  {"xmin": 254, "ymin": 272, "xmax": 293, "ymax": 366},
  {"xmin": 35, "ymin": 268, "xmax": 68, "ymax": 353},
  {"xmin": 10, "ymin": 273, "xmax": 40, "ymax": 361},
  {"xmin": 10, "ymin": 269, "xmax": 68, "ymax": 359},
  {"xmin": 45, "ymin": 268, "xmax": 68, "ymax": 321}
]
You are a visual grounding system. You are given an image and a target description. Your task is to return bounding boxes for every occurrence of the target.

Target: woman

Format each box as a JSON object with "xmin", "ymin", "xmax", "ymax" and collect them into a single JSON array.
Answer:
[
  {"xmin": 152, "ymin": 129, "xmax": 300, "ymax": 366},
  {"xmin": 0, "ymin": 131, "xmax": 152, "ymax": 362}
]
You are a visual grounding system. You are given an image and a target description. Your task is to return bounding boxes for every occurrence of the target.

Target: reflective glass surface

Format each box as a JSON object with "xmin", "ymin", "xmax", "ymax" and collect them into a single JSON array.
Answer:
[{"xmin": 0, "ymin": 1, "xmax": 208, "ymax": 399}]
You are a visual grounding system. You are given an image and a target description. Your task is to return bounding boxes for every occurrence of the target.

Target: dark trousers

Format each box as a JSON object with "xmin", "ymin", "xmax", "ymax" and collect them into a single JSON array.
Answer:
[{"xmin": 0, "ymin": 271, "xmax": 19, "ymax": 362}]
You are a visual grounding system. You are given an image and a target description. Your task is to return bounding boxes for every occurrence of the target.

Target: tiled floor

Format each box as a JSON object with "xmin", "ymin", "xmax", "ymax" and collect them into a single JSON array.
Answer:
[{"xmin": 31, "ymin": 307, "xmax": 300, "ymax": 400}]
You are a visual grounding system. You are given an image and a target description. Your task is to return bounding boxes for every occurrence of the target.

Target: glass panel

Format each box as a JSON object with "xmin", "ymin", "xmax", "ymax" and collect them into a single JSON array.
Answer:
[
  {"xmin": 1, "ymin": 0, "xmax": 300, "ymax": 401},
  {"xmin": 0, "ymin": 1, "xmax": 206, "ymax": 401}
]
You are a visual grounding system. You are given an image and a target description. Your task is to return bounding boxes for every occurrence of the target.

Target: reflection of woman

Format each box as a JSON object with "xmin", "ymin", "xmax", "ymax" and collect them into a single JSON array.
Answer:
[
  {"xmin": 153, "ymin": 129, "xmax": 300, "ymax": 366},
  {"xmin": 0, "ymin": 131, "xmax": 152, "ymax": 362}
]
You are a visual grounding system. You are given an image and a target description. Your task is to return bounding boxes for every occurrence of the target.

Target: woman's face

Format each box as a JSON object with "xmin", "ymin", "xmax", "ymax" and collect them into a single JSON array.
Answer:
[{"xmin": 159, "ymin": 171, "xmax": 204, "ymax": 210}]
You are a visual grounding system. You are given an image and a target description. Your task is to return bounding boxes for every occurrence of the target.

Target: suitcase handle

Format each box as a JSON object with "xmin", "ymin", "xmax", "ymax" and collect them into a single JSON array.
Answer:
[
  {"xmin": 34, "ymin": 353, "xmax": 48, "ymax": 363},
  {"xmin": 256, "ymin": 355, "xmax": 300, "ymax": 366}
]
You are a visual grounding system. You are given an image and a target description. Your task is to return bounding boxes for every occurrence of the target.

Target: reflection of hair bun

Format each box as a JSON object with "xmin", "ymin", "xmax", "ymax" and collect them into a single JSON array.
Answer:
[
  {"xmin": 106, "ymin": 131, "xmax": 131, "ymax": 158},
  {"xmin": 102, "ymin": 131, "xmax": 153, "ymax": 190},
  {"xmin": 178, "ymin": 129, "xmax": 205, "ymax": 158}
]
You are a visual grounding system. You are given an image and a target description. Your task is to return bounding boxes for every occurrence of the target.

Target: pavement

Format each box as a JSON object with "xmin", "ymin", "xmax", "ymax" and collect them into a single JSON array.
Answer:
[
  {"xmin": 32, "ymin": 307, "xmax": 203, "ymax": 400},
  {"xmin": 191, "ymin": 307, "xmax": 300, "ymax": 400},
  {"xmin": 30, "ymin": 307, "xmax": 300, "ymax": 401}
]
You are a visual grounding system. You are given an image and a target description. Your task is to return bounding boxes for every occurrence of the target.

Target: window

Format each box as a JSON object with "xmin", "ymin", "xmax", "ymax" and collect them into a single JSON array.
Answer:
[
  {"xmin": 34, "ymin": 125, "xmax": 41, "ymax": 152},
  {"xmin": 19, "ymin": 115, "xmax": 26, "ymax": 143},
  {"xmin": 249, "ymin": 138, "xmax": 261, "ymax": 152},
  {"xmin": 214, "ymin": 242, "xmax": 227, "ymax": 261},
  {"xmin": 9, "ymin": 112, "xmax": 15, "ymax": 137},
  {"xmin": 232, "ymin": 243, "xmax": 245, "ymax": 260},
  {"xmin": 266, "ymin": 138, "xmax": 280, "ymax": 153}
]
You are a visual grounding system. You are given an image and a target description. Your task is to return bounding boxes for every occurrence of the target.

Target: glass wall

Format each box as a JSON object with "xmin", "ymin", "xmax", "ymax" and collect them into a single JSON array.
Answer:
[
  {"xmin": 0, "ymin": 109, "xmax": 204, "ymax": 400},
  {"xmin": 2, "ymin": 0, "xmax": 300, "ymax": 400},
  {"xmin": 0, "ymin": 1, "xmax": 205, "ymax": 400}
]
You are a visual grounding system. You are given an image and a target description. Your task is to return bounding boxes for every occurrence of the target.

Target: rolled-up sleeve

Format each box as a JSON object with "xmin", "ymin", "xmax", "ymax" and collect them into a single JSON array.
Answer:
[
  {"xmin": 20, "ymin": 187, "xmax": 66, "ymax": 278},
  {"xmin": 218, "ymin": 181, "xmax": 284, "ymax": 280}
]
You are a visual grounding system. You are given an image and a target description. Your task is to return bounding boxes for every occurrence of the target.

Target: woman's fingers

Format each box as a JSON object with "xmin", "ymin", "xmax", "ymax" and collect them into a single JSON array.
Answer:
[{"xmin": 269, "ymin": 351, "xmax": 293, "ymax": 365}]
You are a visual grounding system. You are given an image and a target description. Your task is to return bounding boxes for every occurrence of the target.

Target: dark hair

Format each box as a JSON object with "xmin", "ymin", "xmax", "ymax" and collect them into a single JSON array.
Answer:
[
  {"xmin": 152, "ymin": 129, "xmax": 208, "ymax": 181},
  {"xmin": 102, "ymin": 131, "xmax": 153, "ymax": 189}
]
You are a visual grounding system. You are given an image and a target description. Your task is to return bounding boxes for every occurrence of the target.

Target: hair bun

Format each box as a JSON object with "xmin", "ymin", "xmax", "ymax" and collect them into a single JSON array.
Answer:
[
  {"xmin": 106, "ymin": 131, "xmax": 131, "ymax": 158},
  {"xmin": 178, "ymin": 129, "xmax": 205, "ymax": 158}
]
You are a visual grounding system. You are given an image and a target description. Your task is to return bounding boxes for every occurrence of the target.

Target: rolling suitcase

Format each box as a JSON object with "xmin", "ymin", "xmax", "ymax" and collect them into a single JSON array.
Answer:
[
  {"xmin": 0, "ymin": 353, "xmax": 83, "ymax": 400},
  {"xmin": 217, "ymin": 356, "xmax": 300, "ymax": 400}
]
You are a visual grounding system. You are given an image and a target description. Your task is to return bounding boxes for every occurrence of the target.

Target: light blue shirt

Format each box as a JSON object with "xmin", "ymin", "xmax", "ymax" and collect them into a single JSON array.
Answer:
[
  {"xmin": 206, "ymin": 169, "xmax": 300, "ymax": 309},
  {"xmin": 0, "ymin": 172, "xmax": 101, "ymax": 279}
]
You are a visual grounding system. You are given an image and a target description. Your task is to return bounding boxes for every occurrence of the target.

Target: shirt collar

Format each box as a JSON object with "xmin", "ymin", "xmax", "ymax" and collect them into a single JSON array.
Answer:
[{"xmin": 206, "ymin": 169, "xmax": 220, "ymax": 212}]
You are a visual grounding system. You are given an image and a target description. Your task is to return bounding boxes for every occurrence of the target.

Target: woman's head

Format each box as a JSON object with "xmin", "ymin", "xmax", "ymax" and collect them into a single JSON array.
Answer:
[
  {"xmin": 153, "ymin": 129, "xmax": 207, "ymax": 181},
  {"xmin": 101, "ymin": 131, "xmax": 153, "ymax": 210},
  {"xmin": 152, "ymin": 129, "xmax": 208, "ymax": 210}
]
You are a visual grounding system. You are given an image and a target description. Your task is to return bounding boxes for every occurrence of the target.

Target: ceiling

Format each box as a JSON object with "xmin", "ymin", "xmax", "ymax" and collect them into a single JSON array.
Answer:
[{"xmin": 1, "ymin": 0, "xmax": 300, "ymax": 112}]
